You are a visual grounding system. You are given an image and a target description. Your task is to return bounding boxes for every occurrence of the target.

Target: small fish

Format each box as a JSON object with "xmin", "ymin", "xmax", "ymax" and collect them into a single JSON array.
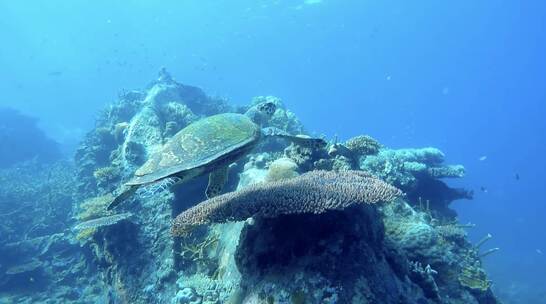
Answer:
[
  {"xmin": 47, "ymin": 71, "xmax": 63, "ymax": 77},
  {"xmin": 537, "ymin": 249, "xmax": 543, "ymax": 255},
  {"xmin": 480, "ymin": 186, "xmax": 488, "ymax": 193},
  {"xmin": 479, "ymin": 156, "xmax": 487, "ymax": 161},
  {"xmin": 515, "ymin": 173, "xmax": 520, "ymax": 181}
]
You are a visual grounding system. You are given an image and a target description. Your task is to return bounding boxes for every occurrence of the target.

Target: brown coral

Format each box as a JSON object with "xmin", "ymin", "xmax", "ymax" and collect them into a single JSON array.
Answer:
[
  {"xmin": 172, "ymin": 170, "xmax": 402, "ymax": 236},
  {"xmin": 345, "ymin": 135, "xmax": 382, "ymax": 156}
]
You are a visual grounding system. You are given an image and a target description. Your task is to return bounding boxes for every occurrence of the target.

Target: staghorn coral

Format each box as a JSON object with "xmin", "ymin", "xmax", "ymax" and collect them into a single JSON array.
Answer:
[
  {"xmin": 172, "ymin": 170, "xmax": 402, "ymax": 236},
  {"xmin": 345, "ymin": 135, "xmax": 382, "ymax": 156}
]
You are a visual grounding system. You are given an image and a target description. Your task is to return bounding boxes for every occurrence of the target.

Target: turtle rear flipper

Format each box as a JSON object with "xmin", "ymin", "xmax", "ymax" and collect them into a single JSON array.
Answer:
[
  {"xmin": 262, "ymin": 127, "xmax": 327, "ymax": 148},
  {"xmin": 206, "ymin": 166, "xmax": 228, "ymax": 199}
]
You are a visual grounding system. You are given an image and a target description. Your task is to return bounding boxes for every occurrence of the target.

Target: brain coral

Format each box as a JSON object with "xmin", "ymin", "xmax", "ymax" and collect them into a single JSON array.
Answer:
[{"xmin": 172, "ymin": 170, "xmax": 402, "ymax": 236}]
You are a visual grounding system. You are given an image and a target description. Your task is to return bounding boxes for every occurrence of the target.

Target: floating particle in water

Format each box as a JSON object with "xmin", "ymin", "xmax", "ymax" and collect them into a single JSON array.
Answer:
[
  {"xmin": 386, "ymin": 75, "xmax": 392, "ymax": 81},
  {"xmin": 515, "ymin": 173, "xmax": 520, "ymax": 180},
  {"xmin": 480, "ymin": 186, "xmax": 488, "ymax": 193},
  {"xmin": 442, "ymin": 87, "xmax": 450, "ymax": 95},
  {"xmin": 536, "ymin": 249, "xmax": 543, "ymax": 255},
  {"xmin": 479, "ymin": 155, "xmax": 487, "ymax": 161}
]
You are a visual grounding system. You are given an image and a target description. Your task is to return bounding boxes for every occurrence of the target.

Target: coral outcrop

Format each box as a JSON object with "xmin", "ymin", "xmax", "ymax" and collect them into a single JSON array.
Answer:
[
  {"xmin": 0, "ymin": 72, "xmax": 500, "ymax": 304},
  {"xmin": 361, "ymin": 147, "xmax": 473, "ymax": 219},
  {"xmin": 75, "ymin": 70, "xmax": 230, "ymax": 196}
]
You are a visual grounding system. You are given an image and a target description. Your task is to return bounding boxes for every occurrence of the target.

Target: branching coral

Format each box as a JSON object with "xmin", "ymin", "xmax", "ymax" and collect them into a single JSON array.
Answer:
[{"xmin": 172, "ymin": 170, "xmax": 402, "ymax": 236}]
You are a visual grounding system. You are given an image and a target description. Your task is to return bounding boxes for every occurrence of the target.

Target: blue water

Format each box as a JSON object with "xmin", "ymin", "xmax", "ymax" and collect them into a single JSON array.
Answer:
[{"xmin": 1, "ymin": 1, "xmax": 545, "ymax": 302}]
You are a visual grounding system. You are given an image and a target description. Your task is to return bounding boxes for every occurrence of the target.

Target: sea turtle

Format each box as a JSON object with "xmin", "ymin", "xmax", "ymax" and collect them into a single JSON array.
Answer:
[{"xmin": 107, "ymin": 101, "xmax": 326, "ymax": 210}]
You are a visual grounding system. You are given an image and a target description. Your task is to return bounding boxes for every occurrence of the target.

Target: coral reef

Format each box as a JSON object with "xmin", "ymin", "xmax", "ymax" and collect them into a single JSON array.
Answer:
[
  {"xmin": 0, "ymin": 107, "xmax": 61, "ymax": 168},
  {"xmin": 172, "ymin": 170, "xmax": 402, "ymax": 236},
  {"xmin": 75, "ymin": 70, "xmax": 229, "ymax": 196},
  {"xmin": 234, "ymin": 206, "xmax": 426, "ymax": 303},
  {"xmin": 345, "ymin": 134, "xmax": 382, "ymax": 156},
  {"xmin": 0, "ymin": 160, "xmax": 108, "ymax": 303},
  {"xmin": 361, "ymin": 147, "xmax": 473, "ymax": 220},
  {"xmin": 250, "ymin": 96, "xmax": 304, "ymax": 135},
  {"xmin": 380, "ymin": 198, "xmax": 498, "ymax": 303},
  {"xmin": 0, "ymin": 73, "xmax": 501, "ymax": 304},
  {"xmin": 0, "ymin": 160, "xmax": 75, "ymax": 243},
  {"xmin": 264, "ymin": 157, "xmax": 299, "ymax": 182}
]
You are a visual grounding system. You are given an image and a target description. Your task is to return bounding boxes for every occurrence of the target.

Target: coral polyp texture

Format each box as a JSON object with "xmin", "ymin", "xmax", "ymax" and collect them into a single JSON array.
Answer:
[{"xmin": 172, "ymin": 170, "xmax": 402, "ymax": 236}]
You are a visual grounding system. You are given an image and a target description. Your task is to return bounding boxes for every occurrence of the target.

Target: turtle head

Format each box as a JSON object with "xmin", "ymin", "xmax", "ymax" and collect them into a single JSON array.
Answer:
[{"xmin": 244, "ymin": 101, "xmax": 277, "ymax": 126}]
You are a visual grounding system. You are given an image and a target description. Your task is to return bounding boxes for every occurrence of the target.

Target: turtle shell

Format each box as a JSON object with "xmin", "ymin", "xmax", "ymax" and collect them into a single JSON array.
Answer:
[{"xmin": 127, "ymin": 113, "xmax": 260, "ymax": 185}]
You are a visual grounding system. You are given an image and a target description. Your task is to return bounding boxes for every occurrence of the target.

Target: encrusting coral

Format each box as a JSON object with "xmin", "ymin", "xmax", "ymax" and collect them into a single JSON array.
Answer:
[{"xmin": 172, "ymin": 170, "xmax": 402, "ymax": 236}]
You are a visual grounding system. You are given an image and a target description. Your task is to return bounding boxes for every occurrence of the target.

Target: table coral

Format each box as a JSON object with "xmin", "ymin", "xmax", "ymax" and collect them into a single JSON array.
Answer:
[{"xmin": 172, "ymin": 170, "xmax": 402, "ymax": 236}]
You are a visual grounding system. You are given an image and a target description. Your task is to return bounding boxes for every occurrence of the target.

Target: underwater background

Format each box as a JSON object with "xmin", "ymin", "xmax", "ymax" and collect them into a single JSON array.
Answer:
[{"xmin": 1, "ymin": 1, "xmax": 545, "ymax": 303}]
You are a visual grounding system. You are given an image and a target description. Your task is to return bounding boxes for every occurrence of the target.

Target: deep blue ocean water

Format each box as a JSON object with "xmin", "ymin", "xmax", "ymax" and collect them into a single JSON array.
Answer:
[{"xmin": 1, "ymin": 1, "xmax": 545, "ymax": 302}]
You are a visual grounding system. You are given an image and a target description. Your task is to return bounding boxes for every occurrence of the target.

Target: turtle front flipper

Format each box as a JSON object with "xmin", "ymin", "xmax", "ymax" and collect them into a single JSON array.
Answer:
[
  {"xmin": 206, "ymin": 166, "xmax": 228, "ymax": 199},
  {"xmin": 262, "ymin": 127, "xmax": 327, "ymax": 149},
  {"xmin": 107, "ymin": 185, "xmax": 139, "ymax": 210}
]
